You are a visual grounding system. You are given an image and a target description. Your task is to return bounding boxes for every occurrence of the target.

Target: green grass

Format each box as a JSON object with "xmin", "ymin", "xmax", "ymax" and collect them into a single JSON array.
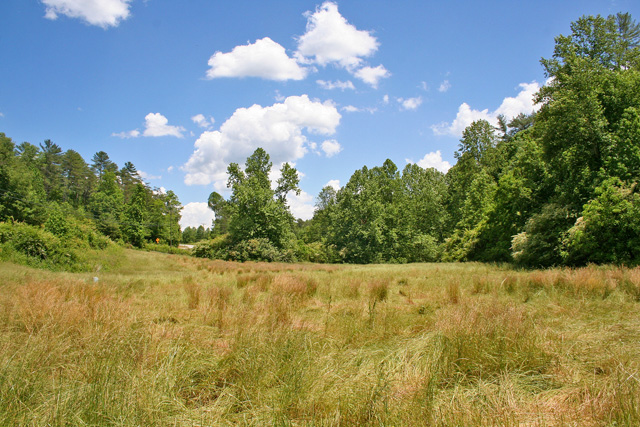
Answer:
[{"xmin": 1, "ymin": 252, "xmax": 639, "ymax": 426}]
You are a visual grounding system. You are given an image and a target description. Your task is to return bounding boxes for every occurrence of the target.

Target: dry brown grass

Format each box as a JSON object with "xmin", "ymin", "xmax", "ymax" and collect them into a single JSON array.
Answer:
[{"xmin": 0, "ymin": 255, "xmax": 638, "ymax": 426}]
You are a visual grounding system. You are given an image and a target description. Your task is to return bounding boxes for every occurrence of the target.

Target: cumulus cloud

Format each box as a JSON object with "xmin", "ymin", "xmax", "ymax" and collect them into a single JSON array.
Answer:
[
  {"xmin": 317, "ymin": 79, "xmax": 355, "ymax": 90},
  {"xmin": 353, "ymin": 65, "xmax": 390, "ymax": 88},
  {"xmin": 206, "ymin": 37, "xmax": 308, "ymax": 81},
  {"xmin": 179, "ymin": 202, "xmax": 216, "ymax": 229},
  {"xmin": 432, "ymin": 81, "xmax": 541, "ymax": 137},
  {"xmin": 398, "ymin": 96, "xmax": 423, "ymax": 111},
  {"xmin": 438, "ymin": 80, "xmax": 451, "ymax": 93},
  {"xmin": 296, "ymin": 1, "xmax": 378, "ymax": 69},
  {"xmin": 287, "ymin": 190, "xmax": 316, "ymax": 220},
  {"xmin": 407, "ymin": 150, "xmax": 452, "ymax": 173},
  {"xmin": 183, "ymin": 95, "xmax": 341, "ymax": 188},
  {"xmin": 42, "ymin": 0, "xmax": 131, "ymax": 28},
  {"xmin": 191, "ymin": 114, "xmax": 215, "ymax": 129},
  {"xmin": 321, "ymin": 139, "xmax": 342, "ymax": 157},
  {"xmin": 382, "ymin": 94, "xmax": 389, "ymax": 104},
  {"xmin": 142, "ymin": 113, "xmax": 185, "ymax": 138},
  {"xmin": 113, "ymin": 113, "xmax": 185, "ymax": 139},
  {"xmin": 325, "ymin": 179, "xmax": 341, "ymax": 191}
]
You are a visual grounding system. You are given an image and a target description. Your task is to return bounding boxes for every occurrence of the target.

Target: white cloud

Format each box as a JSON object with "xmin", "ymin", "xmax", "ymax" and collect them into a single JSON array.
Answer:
[
  {"xmin": 113, "ymin": 113, "xmax": 185, "ymax": 139},
  {"xmin": 398, "ymin": 96, "xmax": 423, "ymax": 111},
  {"xmin": 296, "ymin": 1, "xmax": 379, "ymax": 69},
  {"xmin": 111, "ymin": 130, "xmax": 140, "ymax": 139},
  {"xmin": 353, "ymin": 65, "xmax": 390, "ymax": 88},
  {"xmin": 407, "ymin": 150, "xmax": 452, "ymax": 173},
  {"xmin": 317, "ymin": 79, "xmax": 355, "ymax": 90},
  {"xmin": 420, "ymin": 81, "xmax": 429, "ymax": 91},
  {"xmin": 179, "ymin": 202, "xmax": 216, "ymax": 229},
  {"xmin": 183, "ymin": 95, "xmax": 341, "ymax": 188},
  {"xmin": 138, "ymin": 170, "xmax": 161, "ymax": 181},
  {"xmin": 206, "ymin": 37, "xmax": 308, "ymax": 81},
  {"xmin": 191, "ymin": 114, "xmax": 215, "ymax": 129},
  {"xmin": 383, "ymin": 94, "xmax": 389, "ymax": 104},
  {"xmin": 287, "ymin": 190, "xmax": 315, "ymax": 220},
  {"xmin": 0, "ymin": 112, "xmax": 4, "ymax": 118},
  {"xmin": 167, "ymin": 166, "xmax": 174, "ymax": 173},
  {"xmin": 432, "ymin": 81, "xmax": 541, "ymax": 137},
  {"xmin": 321, "ymin": 139, "xmax": 342, "ymax": 157},
  {"xmin": 341, "ymin": 105, "xmax": 376, "ymax": 114},
  {"xmin": 438, "ymin": 80, "xmax": 451, "ymax": 93},
  {"xmin": 42, "ymin": 0, "xmax": 131, "ymax": 28},
  {"xmin": 325, "ymin": 179, "xmax": 341, "ymax": 191},
  {"xmin": 494, "ymin": 82, "xmax": 541, "ymax": 121},
  {"xmin": 143, "ymin": 113, "xmax": 185, "ymax": 138}
]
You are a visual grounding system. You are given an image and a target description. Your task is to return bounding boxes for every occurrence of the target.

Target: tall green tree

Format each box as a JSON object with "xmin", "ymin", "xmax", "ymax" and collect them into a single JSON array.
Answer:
[
  {"xmin": 61, "ymin": 149, "xmax": 94, "ymax": 207},
  {"xmin": 39, "ymin": 139, "xmax": 64, "ymax": 202},
  {"xmin": 225, "ymin": 148, "xmax": 300, "ymax": 250},
  {"xmin": 0, "ymin": 134, "xmax": 46, "ymax": 224},
  {"xmin": 207, "ymin": 191, "xmax": 230, "ymax": 236},
  {"xmin": 122, "ymin": 183, "xmax": 148, "ymax": 247},
  {"xmin": 91, "ymin": 151, "xmax": 116, "ymax": 179},
  {"xmin": 89, "ymin": 171, "xmax": 124, "ymax": 240}
]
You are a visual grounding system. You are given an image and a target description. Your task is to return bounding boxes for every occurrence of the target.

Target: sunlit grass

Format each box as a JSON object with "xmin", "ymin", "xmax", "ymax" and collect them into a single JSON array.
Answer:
[{"xmin": 1, "ymin": 252, "xmax": 639, "ymax": 425}]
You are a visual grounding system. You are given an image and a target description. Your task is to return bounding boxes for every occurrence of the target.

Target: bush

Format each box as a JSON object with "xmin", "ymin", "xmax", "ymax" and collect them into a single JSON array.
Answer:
[
  {"xmin": 193, "ymin": 234, "xmax": 232, "ymax": 259},
  {"xmin": 0, "ymin": 221, "xmax": 116, "ymax": 271},
  {"xmin": 511, "ymin": 204, "xmax": 575, "ymax": 267},
  {"xmin": 294, "ymin": 240, "xmax": 338, "ymax": 263},
  {"xmin": 227, "ymin": 238, "xmax": 285, "ymax": 262},
  {"xmin": 563, "ymin": 178, "xmax": 640, "ymax": 266},
  {"xmin": 0, "ymin": 222, "xmax": 79, "ymax": 269}
]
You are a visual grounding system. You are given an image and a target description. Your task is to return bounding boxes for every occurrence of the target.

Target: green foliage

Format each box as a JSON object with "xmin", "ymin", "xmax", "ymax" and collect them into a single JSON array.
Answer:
[
  {"xmin": 511, "ymin": 204, "xmax": 576, "ymax": 268},
  {"xmin": 323, "ymin": 159, "xmax": 447, "ymax": 263},
  {"xmin": 192, "ymin": 234, "xmax": 232, "ymax": 260},
  {"xmin": 227, "ymin": 238, "xmax": 293, "ymax": 262},
  {"xmin": 214, "ymin": 148, "xmax": 300, "ymax": 258},
  {"xmin": 564, "ymin": 178, "xmax": 640, "ymax": 265},
  {"xmin": 44, "ymin": 203, "xmax": 70, "ymax": 237},
  {"xmin": 0, "ymin": 222, "xmax": 85, "ymax": 270},
  {"xmin": 294, "ymin": 240, "xmax": 337, "ymax": 263},
  {"xmin": 122, "ymin": 183, "xmax": 148, "ymax": 248}
]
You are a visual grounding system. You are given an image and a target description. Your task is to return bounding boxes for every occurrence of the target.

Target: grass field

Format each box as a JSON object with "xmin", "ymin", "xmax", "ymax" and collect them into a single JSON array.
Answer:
[{"xmin": 1, "ymin": 250, "xmax": 639, "ymax": 426}]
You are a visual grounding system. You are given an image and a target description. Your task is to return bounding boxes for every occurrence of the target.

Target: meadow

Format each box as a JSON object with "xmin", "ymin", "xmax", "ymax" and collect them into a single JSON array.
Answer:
[{"xmin": 1, "ymin": 250, "xmax": 639, "ymax": 426}]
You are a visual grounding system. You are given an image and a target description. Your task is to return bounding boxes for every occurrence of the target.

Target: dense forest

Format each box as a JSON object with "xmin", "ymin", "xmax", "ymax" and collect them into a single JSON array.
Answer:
[
  {"xmin": 198, "ymin": 13, "xmax": 640, "ymax": 267},
  {"xmin": 2, "ymin": 13, "xmax": 640, "ymax": 269},
  {"xmin": 0, "ymin": 134, "xmax": 184, "ymax": 269}
]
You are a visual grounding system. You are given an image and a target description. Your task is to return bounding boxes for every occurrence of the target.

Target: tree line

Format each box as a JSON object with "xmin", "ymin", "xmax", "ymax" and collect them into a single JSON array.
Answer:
[
  {"xmin": 0, "ymin": 136, "xmax": 181, "ymax": 248},
  {"xmin": 199, "ymin": 13, "xmax": 640, "ymax": 267}
]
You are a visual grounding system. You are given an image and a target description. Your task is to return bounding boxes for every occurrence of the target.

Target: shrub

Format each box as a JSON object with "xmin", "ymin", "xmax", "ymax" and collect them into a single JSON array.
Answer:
[
  {"xmin": 511, "ymin": 203, "xmax": 576, "ymax": 267},
  {"xmin": 563, "ymin": 178, "xmax": 640, "ymax": 266},
  {"xmin": 228, "ymin": 238, "xmax": 283, "ymax": 262},
  {"xmin": 0, "ymin": 221, "xmax": 115, "ymax": 271},
  {"xmin": 193, "ymin": 234, "xmax": 232, "ymax": 259}
]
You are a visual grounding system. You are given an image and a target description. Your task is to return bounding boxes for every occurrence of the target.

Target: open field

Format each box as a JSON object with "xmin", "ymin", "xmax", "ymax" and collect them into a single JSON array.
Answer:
[{"xmin": 1, "ymin": 250, "xmax": 639, "ymax": 426}]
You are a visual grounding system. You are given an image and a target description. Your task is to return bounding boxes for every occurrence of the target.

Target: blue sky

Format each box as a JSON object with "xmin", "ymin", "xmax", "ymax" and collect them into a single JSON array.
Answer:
[{"xmin": 2, "ymin": 0, "xmax": 639, "ymax": 228}]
